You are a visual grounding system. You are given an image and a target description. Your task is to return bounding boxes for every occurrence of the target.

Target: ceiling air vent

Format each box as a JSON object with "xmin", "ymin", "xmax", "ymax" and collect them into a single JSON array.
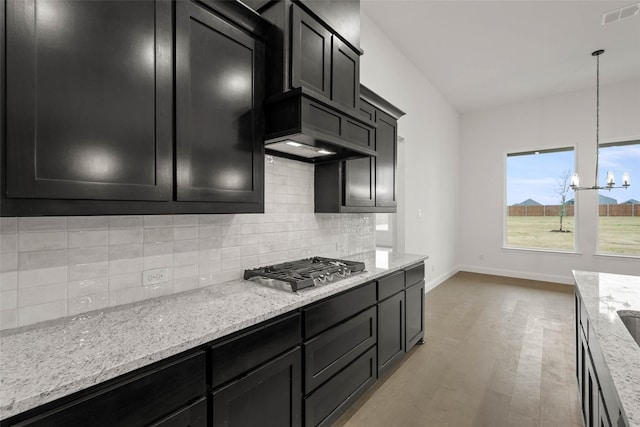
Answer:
[{"xmin": 602, "ymin": 2, "xmax": 640, "ymax": 25}]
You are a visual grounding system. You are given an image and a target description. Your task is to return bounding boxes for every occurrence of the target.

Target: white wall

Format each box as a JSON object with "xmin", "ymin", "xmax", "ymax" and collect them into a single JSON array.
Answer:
[
  {"xmin": 459, "ymin": 79, "xmax": 640, "ymax": 283},
  {"xmin": 360, "ymin": 12, "xmax": 461, "ymax": 289}
]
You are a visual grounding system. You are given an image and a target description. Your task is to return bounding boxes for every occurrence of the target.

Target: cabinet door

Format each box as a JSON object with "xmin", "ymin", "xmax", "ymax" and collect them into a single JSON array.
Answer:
[
  {"xmin": 405, "ymin": 280, "xmax": 425, "ymax": 350},
  {"xmin": 211, "ymin": 347, "xmax": 301, "ymax": 427},
  {"xmin": 5, "ymin": 0, "xmax": 172, "ymax": 201},
  {"xmin": 331, "ymin": 39, "xmax": 360, "ymax": 110},
  {"xmin": 377, "ymin": 291, "xmax": 405, "ymax": 377},
  {"xmin": 375, "ymin": 109, "xmax": 398, "ymax": 207},
  {"xmin": 175, "ymin": 1, "xmax": 264, "ymax": 203},
  {"xmin": 343, "ymin": 100, "xmax": 375, "ymax": 207},
  {"xmin": 290, "ymin": 4, "xmax": 332, "ymax": 98}
]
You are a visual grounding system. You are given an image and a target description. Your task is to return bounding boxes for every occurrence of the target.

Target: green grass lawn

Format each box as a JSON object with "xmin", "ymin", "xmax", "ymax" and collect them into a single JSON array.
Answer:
[{"xmin": 506, "ymin": 216, "xmax": 640, "ymax": 255}]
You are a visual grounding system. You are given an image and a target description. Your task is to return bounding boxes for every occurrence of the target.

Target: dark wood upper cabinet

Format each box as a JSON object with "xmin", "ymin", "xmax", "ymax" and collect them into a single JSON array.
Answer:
[
  {"xmin": 314, "ymin": 86, "xmax": 404, "ymax": 213},
  {"xmin": 5, "ymin": 0, "xmax": 173, "ymax": 201},
  {"xmin": 175, "ymin": 1, "xmax": 264, "ymax": 204},
  {"xmin": 331, "ymin": 38, "xmax": 360, "ymax": 111},
  {"xmin": 2, "ymin": 0, "xmax": 266, "ymax": 215},
  {"xmin": 290, "ymin": 4, "xmax": 332, "ymax": 99}
]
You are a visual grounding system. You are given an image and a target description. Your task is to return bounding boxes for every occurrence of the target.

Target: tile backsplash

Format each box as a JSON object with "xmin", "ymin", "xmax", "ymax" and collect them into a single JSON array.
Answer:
[{"xmin": 0, "ymin": 157, "xmax": 375, "ymax": 330}]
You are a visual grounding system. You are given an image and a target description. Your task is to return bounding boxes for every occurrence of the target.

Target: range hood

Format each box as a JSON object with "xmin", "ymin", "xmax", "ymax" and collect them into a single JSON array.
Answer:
[{"xmin": 264, "ymin": 88, "xmax": 377, "ymax": 163}]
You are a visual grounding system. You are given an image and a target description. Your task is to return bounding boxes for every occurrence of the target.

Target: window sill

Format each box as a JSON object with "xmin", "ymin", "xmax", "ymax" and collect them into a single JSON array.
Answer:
[
  {"xmin": 594, "ymin": 252, "xmax": 640, "ymax": 260},
  {"xmin": 502, "ymin": 246, "xmax": 582, "ymax": 255}
]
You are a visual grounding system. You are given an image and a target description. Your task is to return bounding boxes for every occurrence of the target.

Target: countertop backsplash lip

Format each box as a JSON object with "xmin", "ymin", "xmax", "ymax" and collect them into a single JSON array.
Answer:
[
  {"xmin": 573, "ymin": 269, "xmax": 640, "ymax": 427},
  {"xmin": 0, "ymin": 250, "xmax": 427, "ymax": 420}
]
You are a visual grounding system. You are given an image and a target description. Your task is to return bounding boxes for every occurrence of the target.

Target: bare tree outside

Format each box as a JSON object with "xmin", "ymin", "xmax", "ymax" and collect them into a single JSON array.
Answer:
[{"xmin": 555, "ymin": 169, "xmax": 573, "ymax": 232}]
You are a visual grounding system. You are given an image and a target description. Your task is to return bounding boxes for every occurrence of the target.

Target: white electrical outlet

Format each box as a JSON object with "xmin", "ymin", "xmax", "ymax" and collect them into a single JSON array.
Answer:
[{"xmin": 143, "ymin": 268, "xmax": 169, "ymax": 285}]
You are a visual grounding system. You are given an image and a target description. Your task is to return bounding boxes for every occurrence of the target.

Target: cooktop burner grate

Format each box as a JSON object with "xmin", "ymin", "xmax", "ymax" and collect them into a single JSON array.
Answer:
[{"xmin": 243, "ymin": 257, "xmax": 366, "ymax": 292}]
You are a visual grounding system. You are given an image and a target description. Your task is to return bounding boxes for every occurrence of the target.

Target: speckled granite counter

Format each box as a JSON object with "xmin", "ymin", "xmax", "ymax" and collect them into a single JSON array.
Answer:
[
  {"xmin": 0, "ymin": 251, "xmax": 426, "ymax": 420},
  {"xmin": 573, "ymin": 270, "xmax": 640, "ymax": 427}
]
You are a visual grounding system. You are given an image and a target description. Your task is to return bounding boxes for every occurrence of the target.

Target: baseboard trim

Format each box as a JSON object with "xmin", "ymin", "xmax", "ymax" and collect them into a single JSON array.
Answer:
[
  {"xmin": 424, "ymin": 266, "xmax": 460, "ymax": 293},
  {"xmin": 458, "ymin": 265, "xmax": 573, "ymax": 285}
]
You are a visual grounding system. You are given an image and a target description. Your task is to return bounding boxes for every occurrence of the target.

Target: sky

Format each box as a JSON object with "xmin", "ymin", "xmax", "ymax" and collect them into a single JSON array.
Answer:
[{"xmin": 506, "ymin": 144, "xmax": 640, "ymax": 206}]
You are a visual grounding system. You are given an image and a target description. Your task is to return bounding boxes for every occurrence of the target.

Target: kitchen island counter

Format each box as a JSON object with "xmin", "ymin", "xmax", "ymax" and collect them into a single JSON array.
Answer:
[
  {"xmin": 573, "ymin": 270, "xmax": 640, "ymax": 427},
  {"xmin": 0, "ymin": 251, "xmax": 426, "ymax": 420}
]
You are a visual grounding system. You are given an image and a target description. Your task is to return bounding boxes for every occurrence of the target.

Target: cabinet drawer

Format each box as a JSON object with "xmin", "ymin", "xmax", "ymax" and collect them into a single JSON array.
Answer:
[
  {"xmin": 211, "ymin": 312, "xmax": 301, "ymax": 388},
  {"xmin": 304, "ymin": 306, "xmax": 377, "ymax": 393},
  {"xmin": 303, "ymin": 282, "xmax": 376, "ymax": 339},
  {"xmin": 212, "ymin": 347, "xmax": 302, "ymax": 427},
  {"xmin": 405, "ymin": 263, "xmax": 425, "ymax": 287},
  {"xmin": 11, "ymin": 350, "xmax": 206, "ymax": 427},
  {"xmin": 304, "ymin": 346, "xmax": 376, "ymax": 427},
  {"xmin": 149, "ymin": 397, "xmax": 207, "ymax": 427},
  {"xmin": 377, "ymin": 270, "xmax": 405, "ymax": 301}
]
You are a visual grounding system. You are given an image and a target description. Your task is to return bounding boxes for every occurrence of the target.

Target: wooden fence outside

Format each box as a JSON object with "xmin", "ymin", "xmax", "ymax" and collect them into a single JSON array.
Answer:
[{"xmin": 508, "ymin": 204, "xmax": 639, "ymax": 217}]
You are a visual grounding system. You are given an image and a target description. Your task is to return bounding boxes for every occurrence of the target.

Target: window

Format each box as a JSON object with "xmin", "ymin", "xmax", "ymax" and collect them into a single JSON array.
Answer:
[
  {"xmin": 506, "ymin": 148, "xmax": 575, "ymax": 251},
  {"xmin": 598, "ymin": 140, "xmax": 640, "ymax": 256}
]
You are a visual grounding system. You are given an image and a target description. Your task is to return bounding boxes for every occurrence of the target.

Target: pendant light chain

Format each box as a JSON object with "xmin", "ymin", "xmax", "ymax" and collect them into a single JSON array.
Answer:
[{"xmin": 595, "ymin": 51, "xmax": 600, "ymax": 188}]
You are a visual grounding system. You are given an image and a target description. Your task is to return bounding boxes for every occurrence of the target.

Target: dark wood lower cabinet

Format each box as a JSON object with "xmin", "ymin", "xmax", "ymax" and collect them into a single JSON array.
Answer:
[
  {"xmin": 377, "ymin": 291, "xmax": 405, "ymax": 377},
  {"xmin": 149, "ymin": 398, "xmax": 207, "ymax": 427},
  {"xmin": 304, "ymin": 346, "xmax": 377, "ymax": 427},
  {"xmin": 405, "ymin": 280, "xmax": 425, "ymax": 349},
  {"xmin": 211, "ymin": 347, "xmax": 302, "ymax": 427}
]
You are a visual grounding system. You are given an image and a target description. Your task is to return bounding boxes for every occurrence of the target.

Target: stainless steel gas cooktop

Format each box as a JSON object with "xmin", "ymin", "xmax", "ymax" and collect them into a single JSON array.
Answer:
[{"xmin": 243, "ymin": 257, "xmax": 366, "ymax": 292}]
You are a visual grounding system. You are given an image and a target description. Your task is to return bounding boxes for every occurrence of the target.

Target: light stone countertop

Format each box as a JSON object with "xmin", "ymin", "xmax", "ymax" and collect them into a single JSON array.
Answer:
[
  {"xmin": 573, "ymin": 270, "xmax": 640, "ymax": 427},
  {"xmin": 0, "ymin": 251, "xmax": 427, "ymax": 420}
]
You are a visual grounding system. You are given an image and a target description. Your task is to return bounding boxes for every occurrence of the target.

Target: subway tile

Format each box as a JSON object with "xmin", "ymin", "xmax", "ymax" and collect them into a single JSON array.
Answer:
[
  {"xmin": 0, "ymin": 218, "xmax": 18, "ymax": 234},
  {"xmin": 109, "ymin": 272, "xmax": 142, "ymax": 291},
  {"xmin": 18, "ymin": 283, "xmax": 67, "ymax": 308},
  {"xmin": 0, "ymin": 309, "xmax": 17, "ymax": 330},
  {"xmin": 143, "ymin": 254, "xmax": 172, "ymax": 270},
  {"xmin": 143, "ymin": 227, "xmax": 173, "ymax": 243},
  {"xmin": 67, "ymin": 262, "xmax": 107, "ymax": 281},
  {"xmin": 144, "ymin": 241, "xmax": 173, "ymax": 257},
  {"xmin": 199, "ymin": 237, "xmax": 220, "ymax": 251},
  {"xmin": 240, "ymin": 224, "xmax": 261, "ymax": 235},
  {"xmin": 1, "ymin": 253, "xmax": 17, "ymax": 273},
  {"xmin": 240, "ymin": 245, "xmax": 259, "ymax": 257},
  {"xmin": 241, "ymin": 255, "xmax": 260, "ymax": 268},
  {"xmin": 109, "ymin": 287, "xmax": 143, "ymax": 306},
  {"xmin": 220, "ymin": 236, "xmax": 240, "ymax": 248},
  {"xmin": 109, "ymin": 244, "xmax": 143, "ymax": 261},
  {"xmin": 18, "ymin": 231, "xmax": 67, "ymax": 251},
  {"xmin": 69, "ymin": 293, "xmax": 109, "ymax": 316},
  {"xmin": 173, "ymin": 239, "xmax": 197, "ymax": 253},
  {"xmin": 18, "ymin": 249, "xmax": 67, "ymax": 270},
  {"xmin": 1, "ymin": 290, "xmax": 17, "ymax": 310},
  {"xmin": 0, "ymin": 271, "xmax": 18, "ymax": 291},
  {"xmin": 68, "ymin": 230, "xmax": 108, "ymax": 249},
  {"xmin": 18, "ymin": 266, "xmax": 67, "ymax": 288},
  {"xmin": 109, "ymin": 229, "xmax": 143, "ymax": 245},
  {"xmin": 18, "ymin": 217, "xmax": 67, "ymax": 232},
  {"xmin": 18, "ymin": 300, "xmax": 67, "ymax": 327},
  {"xmin": 108, "ymin": 216, "xmax": 143, "ymax": 229},
  {"xmin": 174, "ymin": 264, "xmax": 198, "ymax": 280},
  {"xmin": 108, "ymin": 258, "xmax": 143, "ymax": 275},
  {"xmin": 143, "ymin": 282, "xmax": 173, "ymax": 299},
  {"xmin": 173, "ymin": 276, "xmax": 199, "ymax": 293},
  {"xmin": 173, "ymin": 251, "xmax": 198, "ymax": 267},
  {"xmin": 143, "ymin": 215, "xmax": 173, "ymax": 228},
  {"xmin": 68, "ymin": 277, "xmax": 109, "ymax": 298},
  {"xmin": 174, "ymin": 226, "xmax": 198, "ymax": 241},
  {"xmin": 221, "ymin": 247, "xmax": 241, "ymax": 260},
  {"xmin": 67, "ymin": 216, "xmax": 108, "ymax": 231},
  {"xmin": 1, "ymin": 234, "xmax": 17, "ymax": 253},
  {"xmin": 173, "ymin": 215, "xmax": 198, "ymax": 227},
  {"xmin": 198, "ymin": 225, "xmax": 220, "ymax": 239}
]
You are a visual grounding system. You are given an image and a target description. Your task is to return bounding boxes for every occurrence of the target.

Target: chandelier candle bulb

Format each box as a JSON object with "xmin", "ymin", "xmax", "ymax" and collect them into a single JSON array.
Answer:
[
  {"xmin": 571, "ymin": 173, "xmax": 580, "ymax": 189},
  {"xmin": 622, "ymin": 172, "xmax": 630, "ymax": 187},
  {"xmin": 607, "ymin": 171, "xmax": 615, "ymax": 187}
]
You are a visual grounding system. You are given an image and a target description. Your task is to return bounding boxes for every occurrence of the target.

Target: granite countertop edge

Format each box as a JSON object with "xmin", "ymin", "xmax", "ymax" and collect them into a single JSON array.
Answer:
[
  {"xmin": 0, "ymin": 251, "xmax": 427, "ymax": 420},
  {"xmin": 573, "ymin": 270, "xmax": 640, "ymax": 427}
]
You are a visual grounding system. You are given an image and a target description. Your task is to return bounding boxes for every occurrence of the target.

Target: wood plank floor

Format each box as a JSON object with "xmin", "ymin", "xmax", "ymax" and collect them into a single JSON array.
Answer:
[{"xmin": 334, "ymin": 272, "xmax": 583, "ymax": 427}]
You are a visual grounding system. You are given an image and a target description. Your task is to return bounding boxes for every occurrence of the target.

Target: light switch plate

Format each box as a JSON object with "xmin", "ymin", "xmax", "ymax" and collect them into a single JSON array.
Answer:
[{"xmin": 143, "ymin": 268, "xmax": 169, "ymax": 285}]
